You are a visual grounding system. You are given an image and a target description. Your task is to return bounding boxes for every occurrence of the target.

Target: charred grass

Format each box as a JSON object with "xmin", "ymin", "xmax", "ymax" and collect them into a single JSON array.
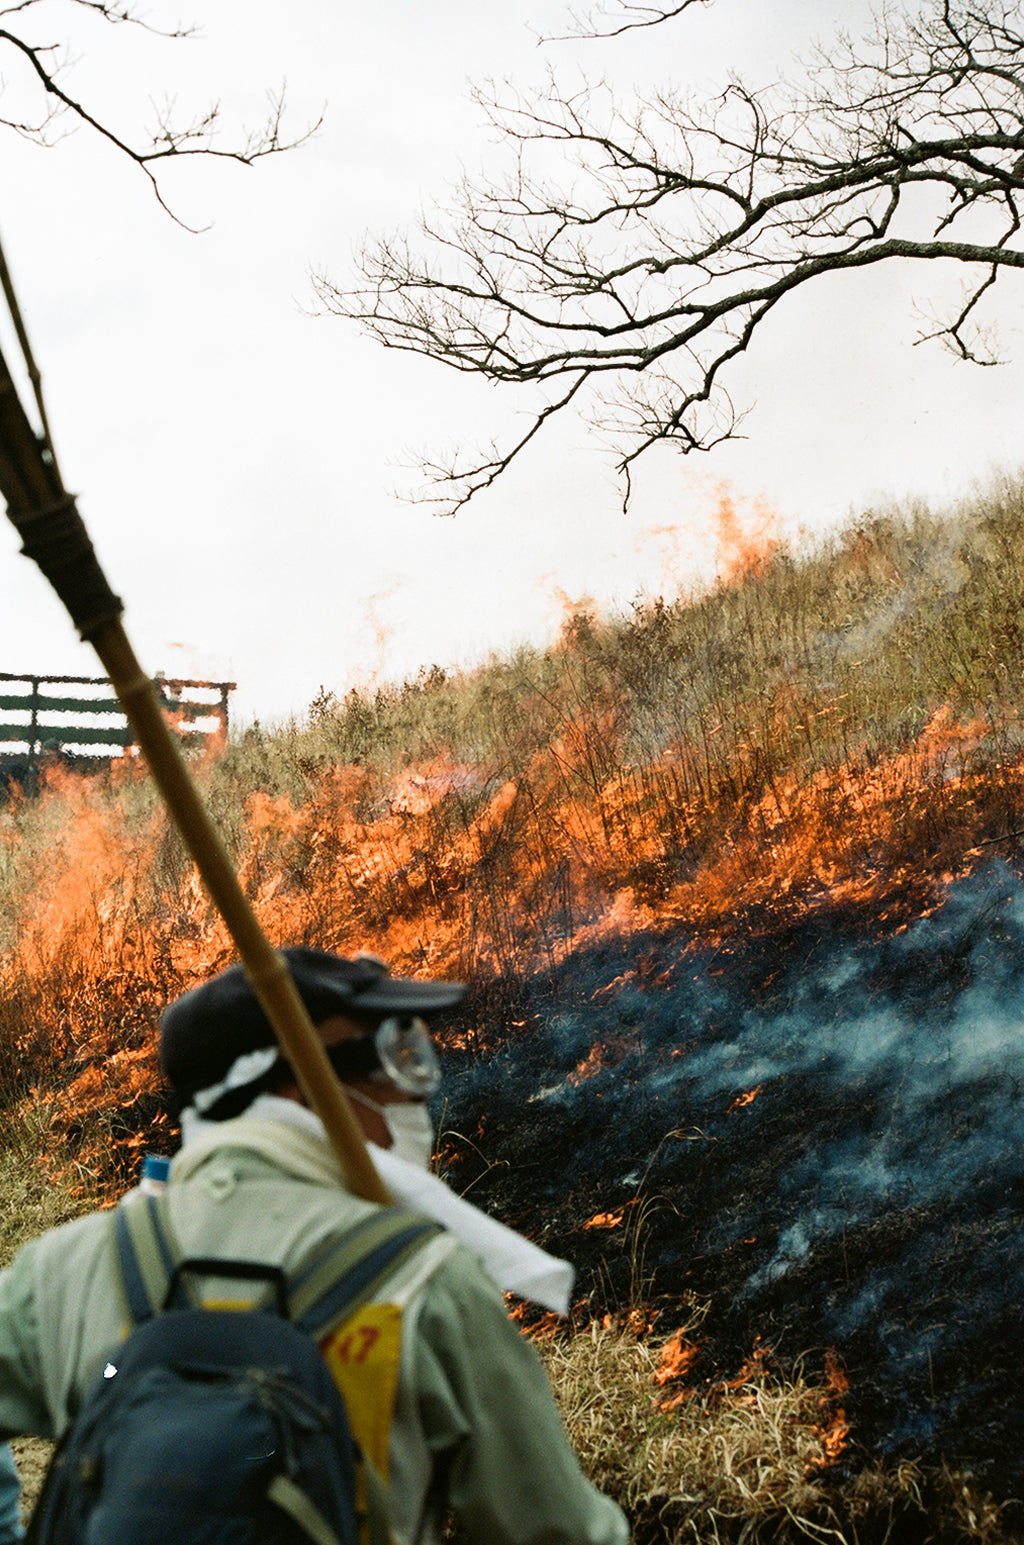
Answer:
[
  {"xmin": 532, "ymin": 1315, "xmax": 1016, "ymax": 1545},
  {"xmin": 3, "ymin": 478, "xmax": 1024, "ymax": 1538}
]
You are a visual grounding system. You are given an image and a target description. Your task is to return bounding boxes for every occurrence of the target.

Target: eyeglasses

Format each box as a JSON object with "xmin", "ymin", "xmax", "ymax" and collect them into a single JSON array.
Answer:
[{"xmin": 325, "ymin": 1015, "xmax": 441, "ymax": 1098}]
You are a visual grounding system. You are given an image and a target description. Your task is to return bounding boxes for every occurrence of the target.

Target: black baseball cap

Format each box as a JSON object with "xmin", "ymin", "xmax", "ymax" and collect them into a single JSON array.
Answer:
[{"xmin": 159, "ymin": 946, "xmax": 465, "ymax": 1108}]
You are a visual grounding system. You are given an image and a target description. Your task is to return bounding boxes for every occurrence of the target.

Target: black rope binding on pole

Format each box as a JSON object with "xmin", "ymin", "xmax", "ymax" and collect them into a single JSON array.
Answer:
[{"xmin": 13, "ymin": 494, "xmax": 123, "ymax": 641}]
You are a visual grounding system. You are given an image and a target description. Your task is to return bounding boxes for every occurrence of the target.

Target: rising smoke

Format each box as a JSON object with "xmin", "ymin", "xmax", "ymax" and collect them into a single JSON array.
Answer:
[{"xmin": 441, "ymin": 860, "xmax": 1024, "ymax": 1489}]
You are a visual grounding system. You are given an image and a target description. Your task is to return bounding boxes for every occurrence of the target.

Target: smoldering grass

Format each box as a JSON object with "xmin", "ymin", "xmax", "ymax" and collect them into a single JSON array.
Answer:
[
  {"xmin": 6, "ymin": 482, "xmax": 1024, "ymax": 1174},
  {"xmin": 532, "ymin": 1317, "xmax": 1013, "ymax": 1545},
  {"xmin": 4, "ymin": 477, "xmax": 1024, "ymax": 1538},
  {"xmin": 538, "ymin": 1319, "xmax": 837, "ymax": 1527},
  {"xmin": 7, "ymin": 481, "xmax": 1024, "ymax": 1179}
]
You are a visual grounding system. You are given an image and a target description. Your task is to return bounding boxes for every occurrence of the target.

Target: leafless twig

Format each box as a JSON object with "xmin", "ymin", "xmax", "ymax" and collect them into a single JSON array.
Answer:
[{"xmin": 317, "ymin": 0, "xmax": 1024, "ymax": 512}]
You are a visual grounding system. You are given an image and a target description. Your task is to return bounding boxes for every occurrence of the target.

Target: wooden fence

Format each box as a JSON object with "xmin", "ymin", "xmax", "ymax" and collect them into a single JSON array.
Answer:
[{"xmin": 0, "ymin": 672, "xmax": 235, "ymax": 766}]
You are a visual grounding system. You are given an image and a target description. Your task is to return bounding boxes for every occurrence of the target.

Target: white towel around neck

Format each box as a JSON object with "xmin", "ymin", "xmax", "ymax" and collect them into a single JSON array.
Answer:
[{"xmin": 175, "ymin": 1095, "xmax": 574, "ymax": 1315}]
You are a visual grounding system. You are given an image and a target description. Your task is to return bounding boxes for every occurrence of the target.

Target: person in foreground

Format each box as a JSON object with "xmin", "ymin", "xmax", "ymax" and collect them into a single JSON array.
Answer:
[{"xmin": 0, "ymin": 947, "xmax": 629, "ymax": 1545}]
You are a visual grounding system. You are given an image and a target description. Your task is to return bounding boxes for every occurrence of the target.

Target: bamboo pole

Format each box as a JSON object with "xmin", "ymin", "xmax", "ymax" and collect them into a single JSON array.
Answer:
[
  {"xmin": 0, "ymin": 245, "xmax": 391, "ymax": 1206},
  {"xmin": 89, "ymin": 621, "xmax": 391, "ymax": 1204}
]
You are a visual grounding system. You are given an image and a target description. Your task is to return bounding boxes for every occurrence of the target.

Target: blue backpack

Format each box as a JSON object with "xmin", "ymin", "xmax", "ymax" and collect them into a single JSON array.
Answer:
[{"xmin": 26, "ymin": 1195, "xmax": 441, "ymax": 1545}]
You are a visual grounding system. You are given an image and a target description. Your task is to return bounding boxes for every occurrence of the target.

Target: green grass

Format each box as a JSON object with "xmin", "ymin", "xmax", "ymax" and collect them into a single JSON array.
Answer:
[{"xmin": 0, "ymin": 1101, "xmax": 92, "ymax": 1268}]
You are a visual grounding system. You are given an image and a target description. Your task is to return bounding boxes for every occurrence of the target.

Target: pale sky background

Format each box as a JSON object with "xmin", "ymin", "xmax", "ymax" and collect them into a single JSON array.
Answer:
[{"xmin": 0, "ymin": 0, "xmax": 1021, "ymax": 729}]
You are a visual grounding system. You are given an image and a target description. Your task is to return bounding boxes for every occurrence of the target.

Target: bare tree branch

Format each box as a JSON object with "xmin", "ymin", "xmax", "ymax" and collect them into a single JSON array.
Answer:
[
  {"xmin": 544, "ymin": 0, "xmax": 711, "ymax": 43},
  {"xmin": 316, "ymin": 0, "xmax": 1024, "ymax": 513},
  {"xmin": 0, "ymin": 0, "xmax": 191, "ymax": 32},
  {"xmin": 0, "ymin": 2, "xmax": 321, "ymax": 228}
]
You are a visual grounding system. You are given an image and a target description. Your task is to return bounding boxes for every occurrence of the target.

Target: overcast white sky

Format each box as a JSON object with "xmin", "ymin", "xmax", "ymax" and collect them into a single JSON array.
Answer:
[{"xmin": 0, "ymin": 0, "xmax": 1021, "ymax": 729}]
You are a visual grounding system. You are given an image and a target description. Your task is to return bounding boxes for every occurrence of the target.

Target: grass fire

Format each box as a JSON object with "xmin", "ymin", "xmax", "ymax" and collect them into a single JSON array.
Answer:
[{"xmin": 3, "ymin": 480, "xmax": 1024, "ymax": 1542}]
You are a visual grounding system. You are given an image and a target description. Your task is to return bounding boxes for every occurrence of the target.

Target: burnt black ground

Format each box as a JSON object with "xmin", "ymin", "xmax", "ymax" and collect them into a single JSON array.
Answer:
[{"xmin": 436, "ymin": 861, "xmax": 1024, "ymax": 1514}]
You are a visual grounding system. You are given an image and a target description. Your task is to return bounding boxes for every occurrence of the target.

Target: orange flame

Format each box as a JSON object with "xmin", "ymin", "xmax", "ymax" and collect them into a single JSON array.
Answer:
[
  {"xmin": 652, "ymin": 1328, "xmax": 702, "ymax": 1386},
  {"xmin": 810, "ymin": 1350, "xmax": 852, "ymax": 1467},
  {"xmin": 712, "ymin": 485, "xmax": 780, "ymax": 586},
  {"xmin": 568, "ymin": 1033, "xmax": 634, "ymax": 1086},
  {"xmin": 583, "ymin": 1207, "xmax": 626, "ymax": 1230},
  {"xmin": 1, "ymin": 633, "xmax": 1013, "ymax": 1200},
  {"xmin": 714, "ymin": 1341, "xmax": 772, "ymax": 1393},
  {"xmin": 727, "ymin": 1085, "xmax": 763, "ymax": 1111}
]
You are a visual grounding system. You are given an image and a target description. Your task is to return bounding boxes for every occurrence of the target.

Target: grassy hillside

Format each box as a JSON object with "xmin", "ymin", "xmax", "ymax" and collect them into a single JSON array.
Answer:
[
  {"xmin": 2, "ymin": 477, "xmax": 1024, "ymax": 1540},
  {"xmin": 6, "ymin": 478, "xmax": 1024, "ymax": 1148}
]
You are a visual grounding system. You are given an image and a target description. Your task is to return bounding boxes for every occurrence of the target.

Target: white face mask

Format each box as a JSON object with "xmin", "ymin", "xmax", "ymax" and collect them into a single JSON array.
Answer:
[{"xmin": 345, "ymin": 1087, "xmax": 435, "ymax": 1170}]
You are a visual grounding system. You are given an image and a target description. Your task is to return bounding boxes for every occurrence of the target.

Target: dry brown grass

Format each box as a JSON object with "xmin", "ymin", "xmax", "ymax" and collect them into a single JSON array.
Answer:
[
  {"xmin": 4, "ymin": 483, "xmax": 1024, "ymax": 1541},
  {"xmin": 0, "ymin": 1105, "xmax": 1014, "ymax": 1545},
  {"xmin": 8, "ymin": 484, "xmax": 1024, "ymax": 1198},
  {"xmin": 533, "ymin": 1316, "xmax": 1016, "ymax": 1545},
  {"xmin": 0, "ymin": 1109, "xmax": 87, "ymax": 1526},
  {"xmin": 538, "ymin": 1317, "xmax": 845, "ymax": 1540},
  {"xmin": 0, "ymin": 1101, "xmax": 92, "ymax": 1268}
]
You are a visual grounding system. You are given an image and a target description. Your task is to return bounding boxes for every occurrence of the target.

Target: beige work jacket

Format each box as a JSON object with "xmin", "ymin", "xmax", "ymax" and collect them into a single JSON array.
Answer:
[{"xmin": 0, "ymin": 1111, "xmax": 629, "ymax": 1545}]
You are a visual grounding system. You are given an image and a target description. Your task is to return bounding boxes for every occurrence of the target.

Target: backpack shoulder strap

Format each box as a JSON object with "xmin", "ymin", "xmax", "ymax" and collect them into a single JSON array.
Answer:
[
  {"xmin": 115, "ymin": 1193, "xmax": 180, "ymax": 1322},
  {"xmin": 115, "ymin": 1194, "xmax": 289, "ymax": 1320},
  {"xmin": 115, "ymin": 1191, "xmax": 444, "ymax": 1336},
  {"xmin": 289, "ymin": 1210, "xmax": 444, "ymax": 1340}
]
